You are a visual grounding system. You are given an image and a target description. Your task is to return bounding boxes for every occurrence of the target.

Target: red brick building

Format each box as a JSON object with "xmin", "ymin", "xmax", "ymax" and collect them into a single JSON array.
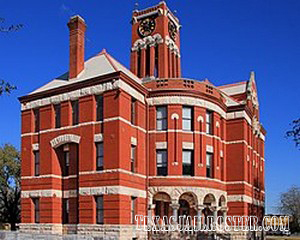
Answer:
[{"xmin": 19, "ymin": 2, "xmax": 265, "ymax": 239}]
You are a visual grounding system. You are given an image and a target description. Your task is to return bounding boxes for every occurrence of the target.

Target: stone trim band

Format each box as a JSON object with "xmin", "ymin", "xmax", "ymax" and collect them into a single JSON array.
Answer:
[
  {"xmin": 21, "ymin": 79, "xmax": 145, "ymax": 111},
  {"xmin": 21, "ymin": 186, "xmax": 146, "ymax": 199}
]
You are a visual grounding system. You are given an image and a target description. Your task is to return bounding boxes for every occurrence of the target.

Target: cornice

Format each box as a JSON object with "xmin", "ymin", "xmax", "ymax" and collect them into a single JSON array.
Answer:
[
  {"xmin": 148, "ymin": 89, "xmax": 228, "ymax": 113},
  {"xmin": 19, "ymin": 72, "xmax": 121, "ymax": 103}
]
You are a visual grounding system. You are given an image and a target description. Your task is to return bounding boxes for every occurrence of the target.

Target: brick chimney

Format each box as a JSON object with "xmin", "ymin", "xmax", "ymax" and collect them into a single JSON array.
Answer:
[{"xmin": 67, "ymin": 15, "xmax": 86, "ymax": 79}]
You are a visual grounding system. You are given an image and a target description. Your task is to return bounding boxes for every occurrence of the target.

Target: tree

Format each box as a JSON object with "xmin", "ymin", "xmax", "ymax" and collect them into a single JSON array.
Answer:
[
  {"xmin": 278, "ymin": 186, "xmax": 300, "ymax": 233},
  {"xmin": 287, "ymin": 119, "xmax": 300, "ymax": 149},
  {"xmin": 0, "ymin": 144, "xmax": 21, "ymax": 230}
]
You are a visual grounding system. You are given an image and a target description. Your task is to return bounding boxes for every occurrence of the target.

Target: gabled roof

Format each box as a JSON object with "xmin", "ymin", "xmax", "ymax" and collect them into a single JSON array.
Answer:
[
  {"xmin": 217, "ymin": 71, "xmax": 260, "ymax": 109},
  {"xmin": 219, "ymin": 92, "xmax": 241, "ymax": 107},
  {"xmin": 218, "ymin": 81, "xmax": 248, "ymax": 96},
  {"xmin": 29, "ymin": 50, "xmax": 141, "ymax": 95}
]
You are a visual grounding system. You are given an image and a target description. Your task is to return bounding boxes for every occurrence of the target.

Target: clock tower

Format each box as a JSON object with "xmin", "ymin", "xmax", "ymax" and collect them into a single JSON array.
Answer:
[{"xmin": 130, "ymin": 1, "xmax": 181, "ymax": 79}]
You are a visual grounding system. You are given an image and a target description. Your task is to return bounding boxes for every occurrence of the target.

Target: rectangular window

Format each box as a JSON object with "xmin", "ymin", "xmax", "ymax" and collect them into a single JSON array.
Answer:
[
  {"xmin": 156, "ymin": 150, "xmax": 167, "ymax": 176},
  {"xmin": 54, "ymin": 104, "xmax": 61, "ymax": 128},
  {"xmin": 131, "ymin": 197, "xmax": 137, "ymax": 224},
  {"xmin": 131, "ymin": 145, "xmax": 136, "ymax": 173},
  {"xmin": 72, "ymin": 100, "xmax": 79, "ymax": 125},
  {"xmin": 33, "ymin": 198, "xmax": 40, "ymax": 223},
  {"xmin": 156, "ymin": 106, "xmax": 167, "ymax": 130},
  {"xmin": 206, "ymin": 152, "xmax": 213, "ymax": 178},
  {"xmin": 131, "ymin": 98, "xmax": 136, "ymax": 125},
  {"xmin": 62, "ymin": 199, "xmax": 69, "ymax": 224},
  {"xmin": 182, "ymin": 106, "xmax": 193, "ymax": 131},
  {"xmin": 182, "ymin": 150, "xmax": 194, "ymax": 176},
  {"xmin": 63, "ymin": 151, "xmax": 69, "ymax": 176},
  {"xmin": 206, "ymin": 111, "xmax": 213, "ymax": 135},
  {"xmin": 96, "ymin": 143, "xmax": 104, "ymax": 171},
  {"xmin": 95, "ymin": 196, "xmax": 104, "ymax": 224},
  {"xmin": 34, "ymin": 109, "xmax": 40, "ymax": 132},
  {"xmin": 96, "ymin": 95, "xmax": 104, "ymax": 121},
  {"xmin": 34, "ymin": 151, "xmax": 40, "ymax": 176}
]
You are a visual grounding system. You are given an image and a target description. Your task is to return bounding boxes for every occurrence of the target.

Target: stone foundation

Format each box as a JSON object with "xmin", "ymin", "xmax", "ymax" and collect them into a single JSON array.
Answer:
[
  {"xmin": 229, "ymin": 229, "xmax": 265, "ymax": 240},
  {"xmin": 19, "ymin": 224, "xmax": 148, "ymax": 239},
  {"xmin": 19, "ymin": 223, "xmax": 63, "ymax": 235},
  {"xmin": 18, "ymin": 224, "xmax": 265, "ymax": 240}
]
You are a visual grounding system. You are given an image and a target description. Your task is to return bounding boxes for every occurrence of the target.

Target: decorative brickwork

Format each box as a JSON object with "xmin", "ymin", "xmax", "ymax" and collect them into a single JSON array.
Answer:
[{"xmin": 19, "ymin": 2, "xmax": 265, "ymax": 239}]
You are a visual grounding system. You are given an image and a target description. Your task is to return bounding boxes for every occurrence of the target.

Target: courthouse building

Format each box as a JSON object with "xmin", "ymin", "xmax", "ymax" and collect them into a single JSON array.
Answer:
[{"xmin": 19, "ymin": 1, "xmax": 266, "ymax": 239}]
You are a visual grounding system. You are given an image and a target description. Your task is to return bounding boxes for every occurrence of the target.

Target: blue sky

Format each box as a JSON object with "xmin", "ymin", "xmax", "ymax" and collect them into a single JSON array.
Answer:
[{"xmin": 1, "ymin": 0, "xmax": 299, "ymax": 214}]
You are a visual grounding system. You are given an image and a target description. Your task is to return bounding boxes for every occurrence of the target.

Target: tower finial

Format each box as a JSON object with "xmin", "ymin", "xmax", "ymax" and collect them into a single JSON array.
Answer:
[
  {"xmin": 134, "ymin": 0, "xmax": 139, "ymax": 10},
  {"xmin": 250, "ymin": 71, "xmax": 255, "ymax": 83}
]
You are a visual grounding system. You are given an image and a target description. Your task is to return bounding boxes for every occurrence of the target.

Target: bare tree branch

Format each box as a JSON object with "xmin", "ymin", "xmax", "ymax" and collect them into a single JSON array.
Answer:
[
  {"xmin": 286, "ymin": 119, "xmax": 300, "ymax": 149},
  {"xmin": 0, "ymin": 80, "xmax": 16, "ymax": 96},
  {"xmin": 0, "ymin": 17, "xmax": 23, "ymax": 33}
]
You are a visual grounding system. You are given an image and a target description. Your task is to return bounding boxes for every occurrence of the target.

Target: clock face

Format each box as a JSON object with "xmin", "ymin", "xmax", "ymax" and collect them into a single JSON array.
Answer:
[
  {"xmin": 138, "ymin": 18, "xmax": 156, "ymax": 37},
  {"xmin": 168, "ymin": 21, "xmax": 177, "ymax": 41}
]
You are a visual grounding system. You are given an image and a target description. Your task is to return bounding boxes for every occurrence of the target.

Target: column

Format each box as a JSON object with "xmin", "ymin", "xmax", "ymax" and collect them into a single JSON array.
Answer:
[
  {"xmin": 130, "ymin": 50, "xmax": 138, "ymax": 76},
  {"xmin": 170, "ymin": 203, "xmax": 180, "ymax": 224},
  {"xmin": 213, "ymin": 207, "xmax": 218, "ymax": 226},
  {"xmin": 177, "ymin": 55, "xmax": 181, "ymax": 78},
  {"xmin": 140, "ymin": 47, "xmax": 146, "ymax": 78},
  {"xmin": 172, "ymin": 51, "xmax": 176, "ymax": 78},
  {"xmin": 199, "ymin": 117, "xmax": 204, "ymax": 167},
  {"xmin": 149, "ymin": 44, "xmax": 155, "ymax": 77},
  {"xmin": 196, "ymin": 205, "xmax": 205, "ymax": 230},
  {"xmin": 157, "ymin": 38, "xmax": 168, "ymax": 78},
  {"xmin": 148, "ymin": 203, "xmax": 156, "ymax": 228},
  {"xmin": 209, "ymin": 206, "xmax": 218, "ymax": 230},
  {"xmin": 221, "ymin": 207, "xmax": 228, "ymax": 227},
  {"xmin": 168, "ymin": 48, "xmax": 173, "ymax": 78}
]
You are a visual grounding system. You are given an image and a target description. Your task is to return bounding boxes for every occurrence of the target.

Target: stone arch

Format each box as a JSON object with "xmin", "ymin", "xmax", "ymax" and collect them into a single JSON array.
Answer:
[
  {"xmin": 149, "ymin": 187, "xmax": 172, "ymax": 205},
  {"xmin": 197, "ymin": 116, "xmax": 204, "ymax": 123},
  {"xmin": 203, "ymin": 193, "xmax": 217, "ymax": 206},
  {"xmin": 218, "ymin": 195, "xmax": 226, "ymax": 207},
  {"xmin": 177, "ymin": 192, "xmax": 198, "ymax": 220},
  {"xmin": 153, "ymin": 192, "xmax": 171, "ymax": 202},
  {"xmin": 152, "ymin": 192, "xmax": 172, "ymax": 220},
  {"xmin": 179, "ymin": 192, "xmax": 198, "ymax": 209},
  {"xmin": 171, "ymin": 113, "xmax": 179, "ymax": 120},
  {"xmin": 170, "ymin": 187, "xmax": 200, "ymax": 205},
  {"xmin": 149, "ymin": 186, "xmax": 227, "ymax": 206},
  {"xmin": 50, "ymin": 134, "xmax": 81, "ymax": 149}
]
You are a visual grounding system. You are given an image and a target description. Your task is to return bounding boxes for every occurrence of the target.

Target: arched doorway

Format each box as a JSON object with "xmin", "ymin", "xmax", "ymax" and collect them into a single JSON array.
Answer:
[
  {"xmin": 153, "ymin": 192, "xmax": 171, "ymax": 221},
  {"xmin": 203, "ymin": 194, "xmax": 216, "ymax": 226},
  {"xmin": 179, "ymin": 199, "xmax": 190, "ymax": 217},
  {"xmin": 218, "ymin": 195, "xmax": 226, "ymax": 207},
  {"xmin": 203, "ymin": 193, "xmax": 216, "ymax": 208},
  {"xmin": 217, "ymin": 195, "xmax": 226, "ymax": 224},
  {"xmin": 178, "ymin": 192, "xmax": 198, "ymax": 227}
]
